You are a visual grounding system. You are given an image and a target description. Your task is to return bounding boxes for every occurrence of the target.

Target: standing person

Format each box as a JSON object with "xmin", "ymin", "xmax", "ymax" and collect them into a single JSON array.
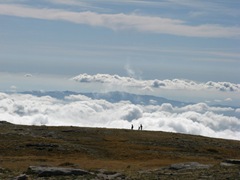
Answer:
[
  {"xmin": 140, "ymin": 124, "xmax": 143, "ymax": 130},
  {"xmin": 131, "ymin": 124, "xmax": 134, "ymax": 130}
]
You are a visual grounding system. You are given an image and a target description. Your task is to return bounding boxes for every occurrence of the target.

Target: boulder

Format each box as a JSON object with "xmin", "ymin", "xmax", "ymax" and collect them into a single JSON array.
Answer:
[
  {"xmin": 27, "ymin": 166, "xmax": 89, "ymax": 177},
  {"xmin": 223, "ymin": 159, "xmax": 240, "ymax": 165},
  {"xmin": 13, "ymin": 174, "xmax": 28, "ymax": 180},
  {"xmin": 96, "ymin": 169, "xmax": 126, "ymax": 180},
  {"xmin": 169, "ymin": 162, "xmax": 211, "ymax": 170}
]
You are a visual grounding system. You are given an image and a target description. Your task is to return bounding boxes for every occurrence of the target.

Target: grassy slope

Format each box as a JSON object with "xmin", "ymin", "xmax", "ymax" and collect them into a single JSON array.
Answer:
[{"xmin": 0, "ymin": 121, "xmax": 240, "ymax": 178}]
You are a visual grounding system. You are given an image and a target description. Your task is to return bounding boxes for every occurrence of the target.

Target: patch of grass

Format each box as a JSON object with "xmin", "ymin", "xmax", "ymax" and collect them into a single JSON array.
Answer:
[{"xmin": 207, "ymin": 148, "xmax": 219, "ymax": 153}]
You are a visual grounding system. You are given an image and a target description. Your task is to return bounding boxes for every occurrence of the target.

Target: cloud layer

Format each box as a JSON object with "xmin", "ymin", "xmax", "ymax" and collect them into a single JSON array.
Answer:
[
  {"xmin": 0, "ymin": 4, "xmax": 239, "ymax": 38},
  {"xmin": 71, "ymin": 73, "xmax": 240, "ymax": 92},
  {"xmin": 0, "ymin": 92, "xmax": 239, "ymax": 140}
]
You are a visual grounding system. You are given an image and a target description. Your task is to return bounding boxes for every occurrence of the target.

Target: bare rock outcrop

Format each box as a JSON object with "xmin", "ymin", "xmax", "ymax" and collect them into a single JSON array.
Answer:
[{"xmin": 27, "ymin": 166, "xmax": 90, "ymax": 177}]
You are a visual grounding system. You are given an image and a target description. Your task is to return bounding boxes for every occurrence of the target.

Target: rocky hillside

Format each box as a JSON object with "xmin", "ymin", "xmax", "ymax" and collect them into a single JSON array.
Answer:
[{"xmin": 0, "ymin": 121, "xmax": 240, "ymax": 179}]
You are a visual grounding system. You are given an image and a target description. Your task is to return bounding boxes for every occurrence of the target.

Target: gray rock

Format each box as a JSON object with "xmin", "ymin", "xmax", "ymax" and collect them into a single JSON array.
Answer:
[
  {"xmin": 96, "ymin": 170, "xmax": 126, "ymax": 180},
  {"xmin": 97, "ymin": 173, "xmax": 125, "ymax": 180},
  {"xmin": 220, "ymin": 162, "xmax": 235, "ymax": 167},
  {"xmin": 169, "ymin": 162, "xmax": 211, "ymax": 170},
  {"xmin": 223, "ymin": 159, "xmax": 240, "ymax": 165},
  {"xmin": 0, "ymin": 167, "xmax": 5, "ymax": 173},
  {"xmin": 13, "ymin": 174, "xmax": 28, "ymax": 180},
  {"xmin": 27, "ymin": 166, "xmax": 89, "ymax": 177}
]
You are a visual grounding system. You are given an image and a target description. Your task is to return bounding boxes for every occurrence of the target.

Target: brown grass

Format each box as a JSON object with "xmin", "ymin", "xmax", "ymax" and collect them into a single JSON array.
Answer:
[{"xmin": 0, "ymin": 121, "xmax": 240, "ymax": 177}]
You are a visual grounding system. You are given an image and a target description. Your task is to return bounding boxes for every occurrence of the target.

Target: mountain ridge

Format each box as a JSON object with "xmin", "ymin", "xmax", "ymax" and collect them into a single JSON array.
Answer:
[
  {"xmin": 20, "ymin": 90, "xmax": 190, "ymax": 107},
  {"xmin": 18, "ymin": 90, "xmax": 240, "ymax": 109}
]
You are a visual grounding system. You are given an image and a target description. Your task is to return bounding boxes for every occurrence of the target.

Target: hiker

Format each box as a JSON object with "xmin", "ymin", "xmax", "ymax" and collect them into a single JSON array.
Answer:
[
  {"xmin": 131, "ymin": 124, "xmax": 134, "ymax": 130},
  {"xmin": 140, "ymin": 124, "xmax": 143, "ymax": 130}
]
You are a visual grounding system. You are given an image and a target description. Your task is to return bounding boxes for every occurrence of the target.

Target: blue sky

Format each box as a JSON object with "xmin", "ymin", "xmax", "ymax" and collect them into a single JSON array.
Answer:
[{"xmin": 0, "ymin": 0, "xmax": 239, "ymax": 89}]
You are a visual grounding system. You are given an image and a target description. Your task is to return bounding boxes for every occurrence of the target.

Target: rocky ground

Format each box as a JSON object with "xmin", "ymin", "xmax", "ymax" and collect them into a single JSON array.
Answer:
[{"xmin": 0, "ymin": 121, "xmax": 240, "ymax": 179}]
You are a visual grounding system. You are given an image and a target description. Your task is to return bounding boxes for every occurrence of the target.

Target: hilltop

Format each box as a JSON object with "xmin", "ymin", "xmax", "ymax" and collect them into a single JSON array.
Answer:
[{"xmin": 0, "ymin": 121, "xmax": 240, "ymax": 179}]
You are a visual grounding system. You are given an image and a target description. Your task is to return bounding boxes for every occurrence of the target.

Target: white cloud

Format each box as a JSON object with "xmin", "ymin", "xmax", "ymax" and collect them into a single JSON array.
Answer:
[
  {"xmin": 71, "ymin": 73, "xmax": 240, "ymax": 92},
  {"xmin": 178, "ymin": 103, "xmax": 234, "ymax": 113},
  {"xmin": 168, "ymin": 0, "xmax": 240, "ymax": 17},
  {"xmin": 24, "ymin": 74, "xmax": 33, "ymax": 78},
  {"xmin": 0, "ymin": 4, "xmax": 239, "ymax": 38},
  {"xmin": 124, "ymin": 64, "xmax": 136, "ymax": 78},
  {"xmin": 225, "ymin": 98, "xmax": 232, "ymax": 102},
  {"xmin": 72, "ymin": 73, "xmax": 139, "ymax": 85},
  {"xmin": 65, "ymin": 94, "xmax": 92, "ymax": 101},
  {"xmin": 46, "ymin": 0, "xmax": 106, "ymax": 12},
  {"xmin": 47, "ymin": 0, "xmax": 88, "ymax": 7},
  {"xmin": 119, "ymin": 104, "xmax": 143, "ymax": 121},
  {"xmin": 10, "ymin": 85, "xmax": 17, "ymax": 92},
  {"xmin": 46, "ymin": 0, "xmax": 240, "ymax": 17},
  {"xmin": 159, "ymin": 103, "xmax": 174, "ymax": 112},
  {"xmin": 0, "ymin": 92, "xmax": 239, "ymax": 140},
  {"xmin": 206, "ymin": 81, "xmax": 240, "ymax": 92}
]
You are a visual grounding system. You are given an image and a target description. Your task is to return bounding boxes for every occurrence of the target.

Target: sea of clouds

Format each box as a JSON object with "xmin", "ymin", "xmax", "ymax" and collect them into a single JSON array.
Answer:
[
  {"xmin": 72, "ymin": 73, "xmax": 240, "ymax": 92},
  {"xmin": 1, "ymin": 92, "xmax": 240, "ymax": 141}
]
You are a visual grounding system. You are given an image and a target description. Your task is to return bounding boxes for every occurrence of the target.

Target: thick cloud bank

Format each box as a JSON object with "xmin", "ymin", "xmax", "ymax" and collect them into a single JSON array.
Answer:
[
  {"xmin": 72, "ymin": 73, "xmax": 240, "ymax": 92},
  {"xmin": 0, "ymin": 92, "xmax": 239, "ymax": 141}
]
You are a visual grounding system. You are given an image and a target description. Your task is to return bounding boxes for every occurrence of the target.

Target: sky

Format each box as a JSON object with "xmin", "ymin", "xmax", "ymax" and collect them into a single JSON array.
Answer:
[
  {"xmin": 0, "ymin": 0, "xmax": 239, "ymax": 82},
  {"xmin": 1, "ymin": 0, "xmax": 240, "ymax": 102},
  {"xmin": 0, "ymin": 1, "xmax": 240, "ymax": 140}
]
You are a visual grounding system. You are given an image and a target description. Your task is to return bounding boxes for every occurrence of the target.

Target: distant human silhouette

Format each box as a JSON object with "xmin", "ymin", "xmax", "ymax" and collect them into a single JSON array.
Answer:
[
  {"xmin": 140, "ymin": 124, "xmax": 143, "ymax": 130},
  {"xmin": 131, "ymin": 124, "xmax": 134, "ymax": 130}
]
